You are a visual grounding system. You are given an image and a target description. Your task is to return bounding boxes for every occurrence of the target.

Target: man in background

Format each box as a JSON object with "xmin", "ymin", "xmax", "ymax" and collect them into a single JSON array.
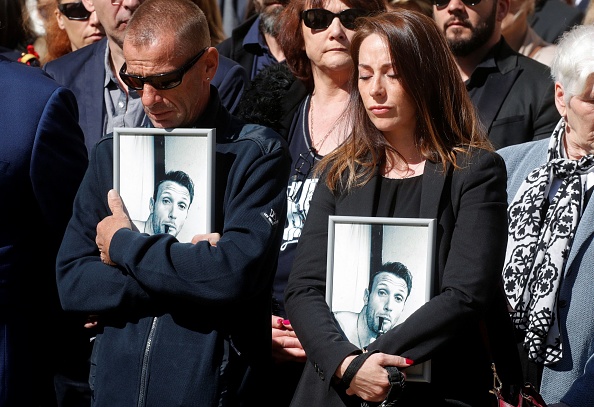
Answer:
[
  {"xmin": 432, "ymin": 0, "xmax": 560, "ymax": 149},
  {"xmin": 217, "ymin": 0, "xmax": 287, "ymax": 80}
]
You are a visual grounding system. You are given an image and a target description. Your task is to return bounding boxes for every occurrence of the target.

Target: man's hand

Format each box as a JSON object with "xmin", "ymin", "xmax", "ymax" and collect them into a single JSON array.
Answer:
[
  {"xmin": 96, "ymin": 189, "xmax": 132, "ymax": 265},
  {"xmin": 272, "ymin": 315, "xmax": 307, "ymax": 363},
  {"xmin": 191, "ymin": 233, "xmax": 221, "ymax": 246}
]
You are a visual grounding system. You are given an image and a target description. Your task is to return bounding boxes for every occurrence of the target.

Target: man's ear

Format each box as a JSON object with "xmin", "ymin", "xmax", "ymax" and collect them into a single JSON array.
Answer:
[
  {"xmin": 82, "ymin": 0, "xmax": 94, "ymax": 13},
  {"xmin": 496, "ymin": 0, "xmax": 511, "ymax": 22},
  {"xmin": 149, "ymin": 197, "xmax": 155, "ymax": 213},
  {"xmin": 554, "ymin": 82, "xmax": 567, "ymax": 118},
  {"xmin": 55, "ymin": 8, "xmax": 66, "ymax": 30},
  {"xmin": 203, "ymin": 47, "xmax": 219, "ymax": 82},
  {"xmin": 363, "ymin": 288, "xmax": 370, "ymax": 305}
]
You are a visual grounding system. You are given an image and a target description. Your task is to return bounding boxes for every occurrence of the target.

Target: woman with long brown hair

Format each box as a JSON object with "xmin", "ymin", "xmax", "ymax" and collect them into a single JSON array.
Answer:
[{"xmin": 285, "ymin": 10, "xmax": 522, "ymax": 406}]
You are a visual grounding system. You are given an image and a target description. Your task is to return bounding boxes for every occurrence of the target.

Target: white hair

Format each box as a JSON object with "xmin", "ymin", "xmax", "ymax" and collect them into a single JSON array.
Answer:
[{"xmin": 551, "ymin": 24, "xmax": 594, "ymax": 102}]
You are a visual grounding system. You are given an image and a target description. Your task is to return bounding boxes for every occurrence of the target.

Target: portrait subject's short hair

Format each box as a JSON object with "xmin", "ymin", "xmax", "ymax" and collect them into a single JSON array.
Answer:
[
  {"xmin": 154, "ymin": 170, "xmax": 195, "ymax": 205},
  {"xmin": 369, "ymin": 261, "xmax": 413, "ymax": 298}
]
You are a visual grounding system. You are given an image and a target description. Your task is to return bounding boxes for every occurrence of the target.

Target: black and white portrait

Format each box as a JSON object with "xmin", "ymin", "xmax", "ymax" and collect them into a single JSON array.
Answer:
[
  {"xmin": 326, "ymin": 216, "xmax": 435, "ymax": 382},
  {"xmin": 113, "ymin": 128, "xmax": 215, "ymax": 243}
]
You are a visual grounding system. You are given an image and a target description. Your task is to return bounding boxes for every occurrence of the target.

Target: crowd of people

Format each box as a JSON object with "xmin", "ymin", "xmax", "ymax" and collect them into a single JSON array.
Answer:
[{"xmin": 1, "ymin": 0, "xmax": 594, "ymax": 406}]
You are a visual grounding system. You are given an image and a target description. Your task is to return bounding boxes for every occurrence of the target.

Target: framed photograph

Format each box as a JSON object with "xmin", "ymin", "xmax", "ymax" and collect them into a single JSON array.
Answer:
[
  {"xmin": 326, "ymin": 216, "xmax": 436, "ymax": 383},
  {"xmin": 113, "ymin": 127, "xmax": 215, "ymax": 243}
]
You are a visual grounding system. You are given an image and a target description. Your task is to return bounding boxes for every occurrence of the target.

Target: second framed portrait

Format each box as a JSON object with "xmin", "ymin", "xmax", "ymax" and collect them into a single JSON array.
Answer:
[
  {"xmin": 326, "ymin": 216, "xmax": 436, "ymax": 383},
  {"xmin": 113, "ymin": 127, "xmax": 215, "ymax": 243}
]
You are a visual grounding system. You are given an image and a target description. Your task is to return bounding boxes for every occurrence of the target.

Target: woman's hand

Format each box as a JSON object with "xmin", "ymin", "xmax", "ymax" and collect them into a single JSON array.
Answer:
[
  {"xmin": 338, "ymin": 352, "xmax": 412, "ymax": 402},
  {"xmin": 271, "ymin": 315, "xmax": 307, "ymax": 363}
]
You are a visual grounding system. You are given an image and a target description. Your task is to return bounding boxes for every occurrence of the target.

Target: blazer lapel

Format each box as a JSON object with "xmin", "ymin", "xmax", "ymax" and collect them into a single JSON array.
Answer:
[
  {"xmin": 82, "ymin": 40, "xmax": 107, "ymax": 149},
  {"xmin": 474, "ymin": 68, "xmax": 521, "ymax": 132}
]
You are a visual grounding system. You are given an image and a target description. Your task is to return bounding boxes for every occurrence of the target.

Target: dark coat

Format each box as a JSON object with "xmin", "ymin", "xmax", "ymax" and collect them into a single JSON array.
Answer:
[
  {"xmin": 0, "ymin": 56, "xmax": 88, "ymax": 406},
  {"xmin": 56, "ymin": 89, "xmax": 291, "ymax": 406}
]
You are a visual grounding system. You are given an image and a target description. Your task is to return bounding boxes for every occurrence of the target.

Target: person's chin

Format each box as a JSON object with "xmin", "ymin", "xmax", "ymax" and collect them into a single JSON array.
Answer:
[{"xmin": 149, "ymin": 116, "xmax": 178, "ymax": 129}]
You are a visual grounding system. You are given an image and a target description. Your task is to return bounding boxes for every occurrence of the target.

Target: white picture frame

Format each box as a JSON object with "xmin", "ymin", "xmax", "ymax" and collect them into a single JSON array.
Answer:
[
  {"xmin": 326, "ymin": 216, "xmax": 436, "ymax": 383},
  {"xmin": 113, "ymin": 127, "xmax": 215, "ymax": 243}
]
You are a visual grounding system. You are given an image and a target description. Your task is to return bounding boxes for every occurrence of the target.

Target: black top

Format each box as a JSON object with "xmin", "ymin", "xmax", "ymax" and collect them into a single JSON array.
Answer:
[{"xmin": 376, "ymin": 175, "xmax": 423, "ymax": 218}]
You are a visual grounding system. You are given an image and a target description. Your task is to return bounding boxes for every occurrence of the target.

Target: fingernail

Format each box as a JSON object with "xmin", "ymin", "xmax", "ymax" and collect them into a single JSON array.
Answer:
[
  {"xmin": 277, "ymin": 318, "xmax": 283, "ymax": 325},
  {"xmin": 405, "ymin": 358, "xmax": 414, "ymax": 364},
  {"xmin": 282, "ymin": 319, "xmax": 290, "ymax": 325}
]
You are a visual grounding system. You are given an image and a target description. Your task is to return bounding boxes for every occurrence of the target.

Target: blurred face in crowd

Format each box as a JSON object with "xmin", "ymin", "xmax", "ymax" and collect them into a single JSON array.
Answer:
[
  {"xmin": 149, "ymin": 181, "xmax": 191, "ymax": 236},
  {"xmin": 256, "ymin": 0, "xmax": 288, "ymax": 36},
  {"xmin": 122, "ymin": 35, "xmax": 218, "ymax": 128},
  {"xmin": 56, "ymin": 1, "xmax": 105, "ymax": 50},
  {"xmin": 357, "ymin": 34, "xmax": 417, "ymax": 145},
  {"xmin": 432, "ymin": 0, "xmax": 508, "ymax": 57},
  {"xmin": 302, "ymin": 0, "xmax": 358, "ymax": 75},
  {"xmin": 82, "ymin": 0, "xmax": 143, "ymax": 48}
]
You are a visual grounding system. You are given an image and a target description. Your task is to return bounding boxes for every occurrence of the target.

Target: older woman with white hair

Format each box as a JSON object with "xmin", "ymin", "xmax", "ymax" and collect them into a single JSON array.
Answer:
[{"xmin": 498, "ymin": 23, "xmax": 594, "ymax": 407}]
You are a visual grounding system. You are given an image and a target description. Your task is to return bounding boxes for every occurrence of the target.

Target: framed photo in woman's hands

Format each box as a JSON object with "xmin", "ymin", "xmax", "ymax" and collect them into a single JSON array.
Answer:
[
  {"xmin": 326, "ymin": 216, "xmax": 436, "ymax": 383},
  {"xmin": 113, "ymin": 127, "xmax": 215, "ymax": 243}
]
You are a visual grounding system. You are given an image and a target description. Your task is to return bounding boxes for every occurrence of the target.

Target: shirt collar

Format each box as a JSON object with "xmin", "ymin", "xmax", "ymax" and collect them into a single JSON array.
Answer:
[{"xmin": 243, "ymin": 16, "xmax": 269, "ymax": 55}]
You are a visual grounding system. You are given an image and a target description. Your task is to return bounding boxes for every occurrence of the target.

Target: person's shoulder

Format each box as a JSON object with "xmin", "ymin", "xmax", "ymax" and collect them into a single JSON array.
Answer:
[
  {"xmin": 0, "ymin": 57, "xmax": 66, "ymax": 96},
  {"xmin": 44, "ymin": 38, "xmax": 105, "ymax": 74},
  {"xmin": 88, "ymin": 134, "xmax": 114, "ymax": 162},
  {"xmin": 235, "ymin": 122, "xmax": 288, "ymax": 153},
  {"xmin": 457, "ymin": 147, "xmax": 503, "ymax": 167},
  {"xmin": 496, "ymin": 39, "xmax": 552, "ymax": 80},
  {"xmin": 216, "ymin": 54, "xmax": 245, "ymax": 77},
  {"xmin": 516, "ymin": 51, "xmax": 553, "ymax": 78},
  {"xmin": 497, "ymin": 138, "xmax": 549, "ymax": 163}
]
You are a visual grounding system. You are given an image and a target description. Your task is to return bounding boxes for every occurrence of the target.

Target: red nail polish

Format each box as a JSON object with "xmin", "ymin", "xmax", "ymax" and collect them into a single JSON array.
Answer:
[
  {"xmin": 282, "ymin": 319, "xmax": 290, "ymax": 325},
  {"xmin": 277, "ymin": 318, "xmax": 283, "ymax": 325},
  {"xmin": 405, "ymin": 358, "xmax": 414, "ymax": 364}
]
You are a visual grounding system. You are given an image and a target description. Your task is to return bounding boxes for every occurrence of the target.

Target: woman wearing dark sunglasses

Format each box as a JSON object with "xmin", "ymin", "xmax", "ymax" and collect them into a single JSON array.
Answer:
[
  {"xmin": 261, "ymin": 0, "xmax": 384, "ymax": 405},
  {"xmin": 284, "ymin": 10, "xmax": 522, "ymax": 407},
  {"xmin": 37, "ymin": 0, "xmax": 105, "ymax": 64}
]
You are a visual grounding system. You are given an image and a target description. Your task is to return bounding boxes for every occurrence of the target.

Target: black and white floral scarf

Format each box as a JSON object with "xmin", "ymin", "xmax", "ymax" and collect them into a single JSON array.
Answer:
[{"xmin": 503, "ymin": 119, "xmax": 594, "ymax": 365}]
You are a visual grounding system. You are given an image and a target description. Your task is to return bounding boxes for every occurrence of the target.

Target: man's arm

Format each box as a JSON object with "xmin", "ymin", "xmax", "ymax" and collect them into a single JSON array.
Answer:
[{"xmin": 105, "ymin": 133, "xmax": 290, "ymax": 308}]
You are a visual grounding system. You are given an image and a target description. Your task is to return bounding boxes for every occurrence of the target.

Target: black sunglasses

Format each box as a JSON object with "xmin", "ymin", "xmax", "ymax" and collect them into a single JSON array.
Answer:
[
  {"xmin": 301, "ymin": 8, "xmax": 367, "ymax": 31},
  {"xmin": 432, "ymin": 0, "xmax": 482, "ymax": 7},
  {"xmin": 119, "ymin": 47, "xmax": 209, "ymax": 91},
  {"xmin": 58, "ymin": 2, "xmax": 91, "ymax": 20}
]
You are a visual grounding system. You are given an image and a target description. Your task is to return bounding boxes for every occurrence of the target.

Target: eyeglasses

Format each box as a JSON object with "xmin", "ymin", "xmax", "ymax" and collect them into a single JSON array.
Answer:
[
  {"xmin": 58, "ymin": 2, "xmax": 91, "ymax": 20},
  {"xmin": 301, "ymin": 8, "xmax": 367, "ymax": 31},
  {"xmin": 119, "ymin": 47, "xmax": 208, "ymax": 91},
  {"xmin": 432, "ymin": 0, "xmax": 482, "ymax": 7}
]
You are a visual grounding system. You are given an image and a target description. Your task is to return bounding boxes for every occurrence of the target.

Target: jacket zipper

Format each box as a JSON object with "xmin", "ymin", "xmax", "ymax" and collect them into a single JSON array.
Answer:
[{"xmin": 137, "ymin": 316, "xmax": 159, "ymax": 407}]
